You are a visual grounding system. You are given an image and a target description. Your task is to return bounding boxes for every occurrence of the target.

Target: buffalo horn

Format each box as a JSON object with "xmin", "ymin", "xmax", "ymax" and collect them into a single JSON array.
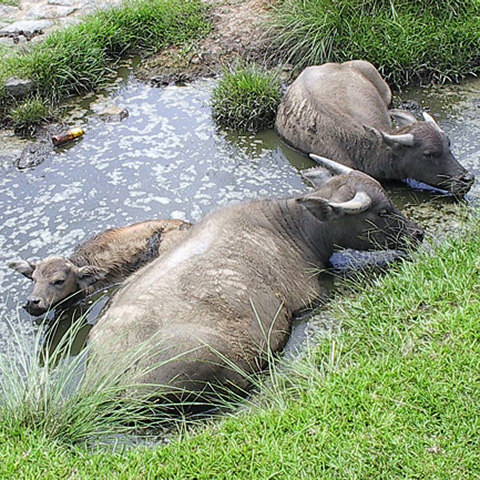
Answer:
[
  {"xmin": 382, "ymin": 132, "xmax": 414, "ymax": 147},
  {"xmin": 309, "ymin": 153, "xmax": 353, "ymax": 175},
  {"xmin": 328, "ymin": 191, "xmax": 372, "ymax": 214},
  {"xmin": 422, "ymin": 112, "xmax": 442, "ymax": 131}
]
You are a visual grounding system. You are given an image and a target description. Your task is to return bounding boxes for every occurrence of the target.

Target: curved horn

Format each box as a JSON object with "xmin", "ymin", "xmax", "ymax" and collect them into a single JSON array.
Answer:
[
  {"xmin": 309, "ymin": 154, "xmax": 353, "ymax": 175},
  {"xmin": 422, "ymin": 111, "xmax": 442, "ymax": 131},
  {"xmin": 328, "ymin": 191, "xmax": 372, "ymax": 214},
  {"xmin": 382, "ymin": 132, "xmax": 414, "ymax": 147}
]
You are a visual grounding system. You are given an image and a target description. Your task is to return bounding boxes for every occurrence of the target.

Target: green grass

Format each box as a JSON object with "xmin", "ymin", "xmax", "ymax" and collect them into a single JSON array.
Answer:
[
  {"xmin": 211, "ymin": 63, "xmax": 283, "ymax": 132},
  {"xmin": 2, "ymin": 211, "xmax": 480, "ymax": 477},
  {"xmin": 269, "ymin": 0, "xmax": 480, "ymax": 87},
  {"xmin": 0, "ymin": 313, "xmax": 206, "ymax": 447},
  {"xmin": 8, "ymin": 97, "xmax": 55, "ymax": 134},
  {"xmin": 0, "ymin": 0, "xmax": 210, "ymax": 127},
  {"xmin": 0, "ymin": 0, "xmax": 19, "ymax": 6}
]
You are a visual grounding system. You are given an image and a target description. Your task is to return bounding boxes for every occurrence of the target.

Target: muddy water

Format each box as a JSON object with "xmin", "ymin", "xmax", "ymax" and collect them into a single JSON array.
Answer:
[{"xmin": 1, "ymin": 76, "xmax": 480, "ymax": 355}]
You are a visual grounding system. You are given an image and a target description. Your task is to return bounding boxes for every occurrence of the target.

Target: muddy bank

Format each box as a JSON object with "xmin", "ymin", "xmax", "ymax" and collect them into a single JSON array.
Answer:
[{"xmin": 136, "ymin": 0, "xmax": 272, "ymax": 85}]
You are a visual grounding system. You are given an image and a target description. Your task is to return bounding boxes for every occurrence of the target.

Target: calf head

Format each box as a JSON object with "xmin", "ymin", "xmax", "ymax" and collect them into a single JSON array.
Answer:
[
  {"xmin": 301, "ymin": 155, "xmax": 424, "ymax": 253},
  {"xmin": 8, "ymin": 257, "xmax": 107, "ymax": 316},
  {"xmin": 372, "ymin": 111, "xmax": 474, "ymax": 195}
]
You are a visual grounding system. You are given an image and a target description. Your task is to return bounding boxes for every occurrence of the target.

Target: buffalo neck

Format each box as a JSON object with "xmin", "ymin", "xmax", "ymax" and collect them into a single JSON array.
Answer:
[
  {"xmin": 258, "ymin": 198, "xmax": 335, "ymax": 267},
  {"xmin": 355, "ymin": 128, "xmax": 402, "ymax": 180}
]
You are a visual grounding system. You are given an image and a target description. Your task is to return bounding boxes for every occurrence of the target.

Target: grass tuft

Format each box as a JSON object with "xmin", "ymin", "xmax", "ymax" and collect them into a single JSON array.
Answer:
[
  {"xmin": 0, "ymin": 313, "xmax": 169, "ymax": 445},
  {"xmin": 8, "ymin": 97, "xmax": 56, "ymax": 134},
  {"xmin": 211, "ymin": 63, "xmax": 283, "ymax": 132},
  {"xmin": 269, "ymin": 0, "xmax": 480, "ymax": 87}
]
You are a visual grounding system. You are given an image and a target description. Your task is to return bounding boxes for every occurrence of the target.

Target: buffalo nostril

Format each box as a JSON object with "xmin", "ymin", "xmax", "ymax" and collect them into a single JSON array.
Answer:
[
  {"xmin": 27, "ymin": 297, "xmax": 41, "ymax": 306},
  {"xmin": 414, "ymin": 228, "xmax": 424, "ymax": 242},
  {"xmin": 461, "ymin": 172, "xmax": 474, "ymax": 184}
]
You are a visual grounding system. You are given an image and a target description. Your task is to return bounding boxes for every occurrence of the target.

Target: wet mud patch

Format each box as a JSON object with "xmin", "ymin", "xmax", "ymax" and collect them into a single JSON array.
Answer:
[{"xmin": 136, "ymin": 0, "xmax": 272, "ymax": 85}]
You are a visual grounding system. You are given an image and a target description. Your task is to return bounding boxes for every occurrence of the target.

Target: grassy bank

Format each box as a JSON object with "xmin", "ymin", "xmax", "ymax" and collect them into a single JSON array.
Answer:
[
  {"xmin": 270, "ymin": 0, "xmax": 480, "ymax": 87},
  {"xmin": 2, "ymin": 212, "xmax": 479, "ymax": 478},
  {"xmin": 0, "ymin": 0, "xmax": 210, "ymax": 130}
]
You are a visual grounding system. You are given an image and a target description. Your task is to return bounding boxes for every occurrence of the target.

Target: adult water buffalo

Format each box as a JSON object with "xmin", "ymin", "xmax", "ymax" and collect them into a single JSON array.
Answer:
[
  {"xmin": 276, "ymin": 60, "xmax": 474, "ymax": 196},
  {"xmin": 88, "ymin": 157, "xmax": 423, "ymax": 406},
  {"xmin": 9, "ymin": 219, "xmax": 191, "ymax": 316}
]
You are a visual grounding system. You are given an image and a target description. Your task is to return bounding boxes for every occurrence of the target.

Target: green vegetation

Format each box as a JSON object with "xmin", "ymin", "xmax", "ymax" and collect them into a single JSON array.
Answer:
[
  {"xmin": 9, "ymin": 97, "xmax": 55, "ymax": 134},
  {"xmin": 0, "ymin": 0, "xmax": 19, "ymax": 6},
  {"xmin": 270, "ymin": 0, "xmax": 480, "ymax": 86},
  {"xmin": 0, "ymin": 0, "xmax": 210, "ymax": 127},
  {"xmin": 0, "ymin": 316, "xmax": 166, "ymax": 445},
  {"xmin": 211, "ymin": 63, "xmax": 283, "ymax": 132},
  {"xmin": 2, "ymin": 212, "xmax": 479, "ymax": 477}
]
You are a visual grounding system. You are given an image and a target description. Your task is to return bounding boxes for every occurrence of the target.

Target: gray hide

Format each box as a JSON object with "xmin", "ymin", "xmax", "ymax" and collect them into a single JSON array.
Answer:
[
  {"xmin": 88, "ymin": 164, "xmax": 423, "ymax": 406},
  {"xmin": 276, "ymin": 60, "xmax": 474, "ymax": 195},
  {"xmin": 9, "ymin": 219, "xmax": 191, "ymax": 316}
]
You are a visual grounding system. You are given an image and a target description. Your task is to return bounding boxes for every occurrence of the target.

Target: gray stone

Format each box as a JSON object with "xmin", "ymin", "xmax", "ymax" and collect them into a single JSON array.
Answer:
[
  {"xmin": 0, "ymin": 5, "xmax": 20, "ymax": 18},
  {"xmin": 25, "ymin": 6, "xmax": 77, "ymax": 20},
  {"xmin": 4, "ymin": 77, "xmax": 34, "ymax": 99},
  {"xmin": 15, "ymin": 142, "xmax": 53, "ymax": 170},
  {"xmin": 48, "ymin": 0, "xmax": 75, "ymax": 5},
  {"xmin": 97, "ymin": 105, "xmax": 129, "ymax": 123},
  {"xmin": 0, "ymin": 20, "xmax": 54, "ymax": 34},
  {"xmin": 0, "ymin": 37, "xmax": 15, "ymax": 47}
]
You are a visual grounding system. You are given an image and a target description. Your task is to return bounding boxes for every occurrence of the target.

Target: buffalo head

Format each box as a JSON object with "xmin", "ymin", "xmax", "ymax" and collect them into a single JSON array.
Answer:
[
  {"xmin": 8, "ymin": 257, "xmax": 107, "ymax": 316},
  {"xmin": 303, "ymin": 155, "xmax": 424, "ymax": 252},
  {"xmin": 370, "ymin": 111, "xmax": 474, "ymax": 196}
]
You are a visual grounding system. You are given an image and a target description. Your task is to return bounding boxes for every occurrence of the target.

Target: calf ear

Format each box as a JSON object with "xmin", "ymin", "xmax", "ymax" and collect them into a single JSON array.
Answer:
[
  {"xmin": 8, "ymin": 260, "xmax": 36, "ymax": 279},
  {"xmin": 76, "ymin": 265, "xmax": 108, "ymax": 289}
]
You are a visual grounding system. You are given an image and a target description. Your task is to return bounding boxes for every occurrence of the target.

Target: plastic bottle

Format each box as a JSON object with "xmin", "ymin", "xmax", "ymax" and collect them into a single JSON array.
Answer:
[{"xmin": 52, "ymin": 127, "xmax": 84, "ymax": 146}]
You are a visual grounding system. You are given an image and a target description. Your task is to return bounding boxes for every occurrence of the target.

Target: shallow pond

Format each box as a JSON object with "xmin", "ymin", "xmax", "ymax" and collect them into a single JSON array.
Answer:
[{"xmin": 1, "ymin": 74, "xmax": 480, "ymax": 355}]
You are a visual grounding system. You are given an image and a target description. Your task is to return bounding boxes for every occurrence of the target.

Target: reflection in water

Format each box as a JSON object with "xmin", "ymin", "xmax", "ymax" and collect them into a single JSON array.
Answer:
[{"xmin": 1, "ymin": 77, "xmax": 480, "ymax": 356}]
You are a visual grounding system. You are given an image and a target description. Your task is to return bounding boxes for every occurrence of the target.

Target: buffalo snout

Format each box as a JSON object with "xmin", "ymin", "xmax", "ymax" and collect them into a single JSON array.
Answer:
[
  {"xmin": 23, "ymin": 296, "xmax": 48, "ymax": 316},
  {"xmin": 452, "ymin": 171, "xmax": 475, "ymax": 196}
]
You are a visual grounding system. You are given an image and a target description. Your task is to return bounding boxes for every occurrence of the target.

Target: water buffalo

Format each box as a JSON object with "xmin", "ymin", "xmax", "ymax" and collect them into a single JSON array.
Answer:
[
  {"xmin": 87, "ymin": 157, "xmax": 423, "ymax": 406},
  {"xmin": 9, "ymin": 219, "xmax": 192, "ymax": 316},
  {"xmin": 276, "ymin": 60, "xmax": 474, "ymax": 195}
]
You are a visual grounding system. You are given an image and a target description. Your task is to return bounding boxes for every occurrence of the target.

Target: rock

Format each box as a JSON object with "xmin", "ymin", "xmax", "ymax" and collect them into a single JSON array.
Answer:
[
  {"xmin": 25, "ymin": 6, "xmax": 77, "ymax": 20},
  {"xmin": 0, "ymin": 20, "xmax": 54, "ymax": 34},
  {"xmin": 0, "ymin": 5, "xmax": 20, "ymax": 18},
  {"xmin": 15, "ymin": 142, "xmax": 53, "ymax": 170},
  {"xmin": 4, "ymin": 77, "xmax": 34, "ymax": 99},
  {"xmin": 97, "ymin": 105, "xmax": 129, "ymax": 122},
  {"xmin": 0, "ymin": 37, "xmax": 15, "ymax": 47},
  {"xmin": 48, "ymin": 0, "xmax": 75, "ymax": 5}
]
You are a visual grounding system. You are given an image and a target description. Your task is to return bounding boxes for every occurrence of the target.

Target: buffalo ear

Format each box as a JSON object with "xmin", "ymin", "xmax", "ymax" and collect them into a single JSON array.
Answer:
[
  {"xmin": 301, "ymin": 167, "xmax": 334, "ymax": 188},
  {"xmin": 8, "ymin": 260, "xmax": 36, "ymax": 279},
  {"xmin": 298, "ymin": 190, "xmax": 372, "ymax": 221},
  {"xmin": 389, "ymin": 109, "xmax": 417, "ymax": 128},
  {"xmin": 297, "ymin": 194, "xmax": 340, "ymax": 222},
  {"xmin": 76, "ymin": 265, "xmax": 108, "ymax": 289}
]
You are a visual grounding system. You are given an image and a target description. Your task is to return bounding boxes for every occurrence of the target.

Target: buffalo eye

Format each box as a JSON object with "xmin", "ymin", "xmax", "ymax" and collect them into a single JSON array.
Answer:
[
  {"xmin": 378, "ymin": 208, "xmax": 390, "ymax": 217},
  {"xmin": 52, "ymin": 279, "xmax": 65, "ymax": 286},
  {"xmin": 424, "ymin": 151, "xmax": 440, "ymax": 159}
]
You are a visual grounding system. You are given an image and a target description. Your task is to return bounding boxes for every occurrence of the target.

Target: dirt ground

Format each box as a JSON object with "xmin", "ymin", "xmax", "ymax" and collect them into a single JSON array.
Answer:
[{"xmin": 136, "ymin": 0, "xmax": 274, "ymax": 85}]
